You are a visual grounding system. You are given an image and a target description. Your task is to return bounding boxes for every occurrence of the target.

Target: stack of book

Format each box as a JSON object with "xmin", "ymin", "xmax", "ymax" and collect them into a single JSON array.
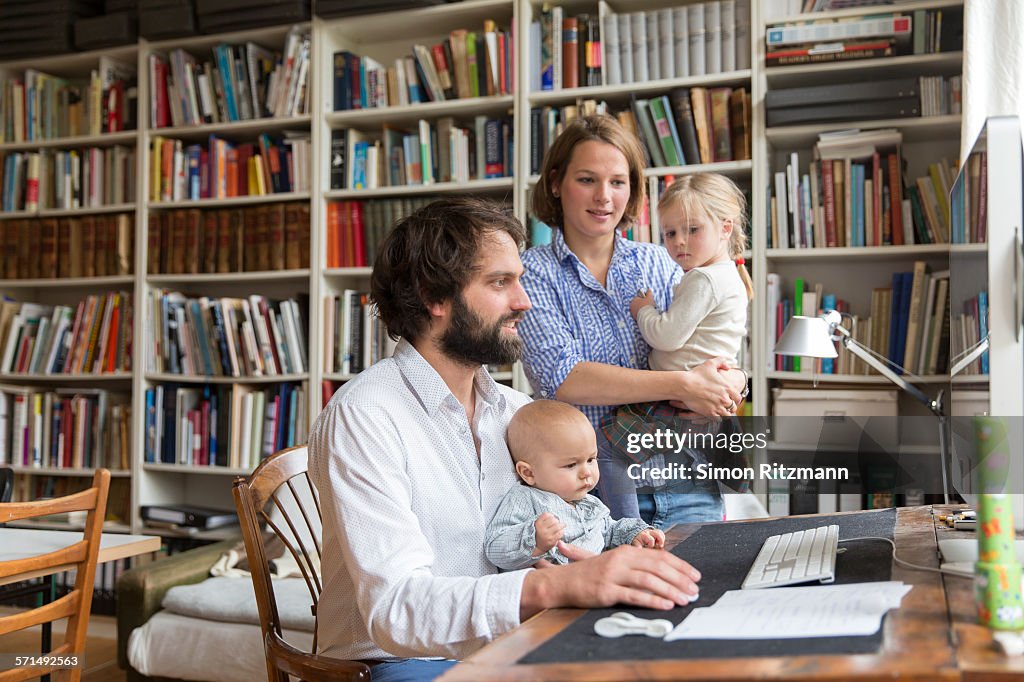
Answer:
[
  {"xmin": 332, "ymin": 19, "xmax": 513, "ymax": 111},
  {"xmin": 326, "ymin": 196, "xmax": 434, "ymax": 268},
  {"xmin": 195, "ymin": 0, "xmax": 309, "ymax": 34},
  {"xmin": 766, "ymin": 12, "xmax": 913, "ymax": 67}
]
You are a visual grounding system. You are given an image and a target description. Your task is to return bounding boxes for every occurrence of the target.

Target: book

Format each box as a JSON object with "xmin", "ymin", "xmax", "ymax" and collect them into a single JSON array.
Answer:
[{"xmin": 141, "ymin": 503, "xmax": 238, "ymax": 529}]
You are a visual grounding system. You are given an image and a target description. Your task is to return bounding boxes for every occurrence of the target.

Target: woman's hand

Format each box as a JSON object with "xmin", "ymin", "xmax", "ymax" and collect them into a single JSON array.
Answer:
[
  {"xmin": 669, "ymin": 359, "xmax": 743, "ymax": 418},
  {"xmin": 629, "ymin": 289, "xmax": 656, "ymax": 320}
]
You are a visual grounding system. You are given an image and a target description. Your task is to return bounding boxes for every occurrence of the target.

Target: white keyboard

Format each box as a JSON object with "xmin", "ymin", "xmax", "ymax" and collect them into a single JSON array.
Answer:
[{"xmin": 741, "ymin": 525, "xmax": 840, "ymax": 589}]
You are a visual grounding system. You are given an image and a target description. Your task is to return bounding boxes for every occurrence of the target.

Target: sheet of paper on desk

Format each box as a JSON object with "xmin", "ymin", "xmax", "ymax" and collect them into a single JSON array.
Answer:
[{"xmin": 664, "ymin": 582, "xmax": 912, "ymax": 640}]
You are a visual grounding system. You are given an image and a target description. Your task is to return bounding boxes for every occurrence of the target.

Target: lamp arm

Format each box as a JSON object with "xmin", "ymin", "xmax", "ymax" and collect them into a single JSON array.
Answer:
[{"xmin": 837, "ymin": 335, "xmax": 942, "ymax": 415}]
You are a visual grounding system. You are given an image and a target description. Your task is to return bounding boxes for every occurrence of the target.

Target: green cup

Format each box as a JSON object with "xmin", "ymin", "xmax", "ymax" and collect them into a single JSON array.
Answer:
[{"xmin": 975, "ymin": 493, "xmax": 1024, "ymax": 630}]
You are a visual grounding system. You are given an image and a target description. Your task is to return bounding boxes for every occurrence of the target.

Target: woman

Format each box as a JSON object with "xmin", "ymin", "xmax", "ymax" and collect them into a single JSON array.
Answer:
[{"xmin": 518, "ymin": 115, "xmax": 745, "ymax": 527}]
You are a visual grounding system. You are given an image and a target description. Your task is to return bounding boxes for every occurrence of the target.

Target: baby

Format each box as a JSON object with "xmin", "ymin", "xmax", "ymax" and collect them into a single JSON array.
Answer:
[{"xmin": 485, "ymin": 400, "xmax": 665, "ymax": 571}]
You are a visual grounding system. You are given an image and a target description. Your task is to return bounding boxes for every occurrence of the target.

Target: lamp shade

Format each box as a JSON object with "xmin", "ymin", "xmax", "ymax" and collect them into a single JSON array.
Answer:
[{"xmin": 774, "ymin": 315, "xmax": 838, "ymax": 358}]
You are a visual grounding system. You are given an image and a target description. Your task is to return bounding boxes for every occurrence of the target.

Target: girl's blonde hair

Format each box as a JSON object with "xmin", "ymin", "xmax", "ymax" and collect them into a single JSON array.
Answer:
[{"xmin": 658, "ymin": 172, "xmax": 753, "ymax": 299}]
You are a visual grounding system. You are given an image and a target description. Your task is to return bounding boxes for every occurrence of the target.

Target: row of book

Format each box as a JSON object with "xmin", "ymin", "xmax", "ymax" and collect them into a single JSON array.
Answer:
[
  {"xmin": 326, "ymin": 196, "xmax": 436, "ymax": 268},
  {"xmin": 10, "ymin": 476, "xmax": 131, "ymax": 528},
  {"xmin": 148, "ymin": 291, "xmax": 308, "ymax": 378},
  {"xmin": 144, "ymin": 381, "xmax": 308, "ymax": 470},
  {"xmin": 601, "ymin": 2, "xmax": 750, "ymax": 87},
  {"xmin": 765, "ymin": 9, "xmax": 961, "ymax": 67},
  {"xmin": 149, "ymin": 132, "xmax": 309, "ymax": 202},
  {"xmin": 953, "ymin": 292, "xmax": 990, "ymax": 376},
  {"xmin": 950, "ymin": 151, "xmax": 988, "ymax": 245},
  {"xmin": 149, "ymin": 26, "xmax": 310, "ymax": 128},
  {"xmin": 919, "ymin": 75, "xmax": 961, "ymax": 118},
  {"xmin": 529, "ymin": 86, "xmax": 749, "ymax": 176},
  {"xmin": 330, "ymin": 115, "xmax": 513, "ymax": 191},
  {"xmin": 531, "ymin": 1, "xmax": 751, "ymax": 92},
  {"xmin": 332, "ymin": 19, "xmax": 512, "ymax": 111},
  {"xmin": 323, "ymin": 291, "xmax": 398, "ymax": 376},
  {"xmin": 768, "ymin": 131, "xmax": 956, "ymax": 249},
  {"xmin": 147, "ymin": 203, "xmax": 310, "ymax": 275},
  {"xmin": 0, "ymin": 57, "xmax": 137, "ymax": 143},
  {"xmin": 0, "ymin": 385, "xmax": 128, "ymax": 471},
  {"xmin": 1, "ymin": 213, "xmax": 133, "ymax": 280},
  {"xmin": 0, "ymin": 295, "xmax": 133, "ymax": 377},
  {"xmin": 767, "ymin": 267, "xmax": 952, "ymax": 378},
  {"xmin": 1, "ymin": 146, "xmax": 136, "ymax": 212}
]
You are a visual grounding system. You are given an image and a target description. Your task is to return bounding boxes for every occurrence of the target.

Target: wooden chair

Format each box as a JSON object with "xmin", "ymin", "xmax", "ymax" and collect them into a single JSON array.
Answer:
[
  {"xmin": 0, "ymin": 468, "xmax": 110, "ymax": 682},
  {"xmin": 232, "ymin": 445, "xmax": 371, "ymax": 682}
]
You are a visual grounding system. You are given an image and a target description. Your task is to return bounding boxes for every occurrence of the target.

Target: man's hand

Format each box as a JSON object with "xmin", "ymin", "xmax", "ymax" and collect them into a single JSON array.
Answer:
[
  {"xmin": 520, "ymin": 541, "xmax": 701, "ymax": 620},
  {"xmin": 532, "ymin": 512, "xmax": 565, "ymax": 556},
  {"xmin": 631, "ymin": 528, "xmax": 666, "ymax": 549},
  {"xmin": 629, "ymin": 289, "xmax": 656, "ymax": 320},
  {"xmin": 668, "ymin": 358, "xmax": 742, "ymax": 417}
]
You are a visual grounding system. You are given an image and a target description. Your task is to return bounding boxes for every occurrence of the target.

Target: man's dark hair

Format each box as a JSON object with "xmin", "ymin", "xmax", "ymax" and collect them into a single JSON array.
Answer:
[{"xmin": 371, "ymin": 197, "xmax": 527, "ymax": 341}]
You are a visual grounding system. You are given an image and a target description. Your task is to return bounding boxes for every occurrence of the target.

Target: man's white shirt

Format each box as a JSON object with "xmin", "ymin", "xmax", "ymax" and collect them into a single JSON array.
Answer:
[{"xmin": 308, "ymin": 338, "xmax": 532, "ymax": 660}]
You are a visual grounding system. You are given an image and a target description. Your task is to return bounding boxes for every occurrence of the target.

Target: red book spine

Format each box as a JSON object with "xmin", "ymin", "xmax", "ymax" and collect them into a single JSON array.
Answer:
[
  {"xmin": 887, "ymin": 153, "xmax": 904, "ymax": 245},
  {"xmin": 821, "ymin": 160, "xmax": 836, "ymax": 247}
]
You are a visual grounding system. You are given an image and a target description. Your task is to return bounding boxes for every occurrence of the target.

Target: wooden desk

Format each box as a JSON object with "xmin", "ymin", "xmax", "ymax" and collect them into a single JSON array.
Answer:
[
  {"xmin": 0, "ymin": 527, "xmax": 161, "ymax": 586},
  {"xmin": 442, "ymin": 506, "xmax": 1024, "ymax": 682}
]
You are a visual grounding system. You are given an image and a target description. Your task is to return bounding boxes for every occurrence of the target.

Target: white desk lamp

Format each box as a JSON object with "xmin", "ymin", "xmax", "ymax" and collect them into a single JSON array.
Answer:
[{"xmin": 774, "ymin": 310, "xmax": 951, "ymax": 503}]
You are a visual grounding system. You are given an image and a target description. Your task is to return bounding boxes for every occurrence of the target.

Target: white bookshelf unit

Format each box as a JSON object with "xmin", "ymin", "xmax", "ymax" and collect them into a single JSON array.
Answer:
[{"xmin": 0, "ymin": 0, "xmax": 981, "ymax": 529}]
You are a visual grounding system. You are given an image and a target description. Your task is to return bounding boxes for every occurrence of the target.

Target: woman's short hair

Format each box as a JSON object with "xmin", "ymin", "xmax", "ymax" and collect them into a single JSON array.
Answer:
[
  {"xmin": 531, "ymin": 114, "xmax": 648, "ymax": 230},
  {"xmin": 371, "ymin": 197, "xmax": 526, "ymax": 341}
]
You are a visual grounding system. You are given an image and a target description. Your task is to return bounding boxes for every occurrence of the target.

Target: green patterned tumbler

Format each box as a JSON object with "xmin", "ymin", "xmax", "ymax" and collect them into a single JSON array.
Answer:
[{"xmin": 974, "ymin": 417, "xmax": 1024, "ymax": 630}]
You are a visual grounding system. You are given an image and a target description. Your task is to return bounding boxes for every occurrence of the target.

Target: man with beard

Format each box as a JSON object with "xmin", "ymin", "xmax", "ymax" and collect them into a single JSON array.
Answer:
[{"xmin": 308, "ymin": 198, "xmax": 703, "ymax": 682}]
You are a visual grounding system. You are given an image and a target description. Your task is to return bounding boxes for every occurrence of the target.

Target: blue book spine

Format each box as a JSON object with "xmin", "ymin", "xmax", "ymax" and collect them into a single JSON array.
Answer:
[
  {"xmin": 206, "ymin": 387, "xmax": 217, "ymax": 462},
  {"xmin": 287, "ymin": 387, "xmax": 297, "ymax": 446},
  {"xmin": 821, "ymin": 294, "xmax": 837, "ymax": 374},
  {"xmin": 216, "ymin": 46, "xmax": 240, "ymax": 122},
  {"xmin": 186, "ymin": 145, "xmax": 202, "ymax": 200},
  {"xmin": 190, "ymin": 301, "xmax": 215, "ymax": 375},
  {"xmin": 893, "ymin": 272, "xmax": 912, "ymax": 374},
  {"xmin": 276, "ymin": 383, "xmax": 290, "ymax": 450},
  {"xmin": 978, "ymin": 290, "xmax": 989, "ymax": 373},
  {"xmin": 209, "ymin": 302, "xmax": 232, "ymax": 375},
  {"xmin": 529, "ymin": 217, "xmax": 552, "ymax": 247},
  {"xmin": 353, "ymin": 141, "xmax": 368, "ymax": 189},
  {"xmin": 144, "ymin": 388, "xmax": 155, "ymax": 462}
]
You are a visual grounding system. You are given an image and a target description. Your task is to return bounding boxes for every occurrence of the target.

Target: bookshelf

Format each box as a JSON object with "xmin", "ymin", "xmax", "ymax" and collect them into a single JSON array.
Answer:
[
  {"xmin": 756, "ymin": 0, "xmax": 968, "ymax": 512},
  {"xmin": 0, "ymin": 0, "xmax": 991, "ymax": 528}
]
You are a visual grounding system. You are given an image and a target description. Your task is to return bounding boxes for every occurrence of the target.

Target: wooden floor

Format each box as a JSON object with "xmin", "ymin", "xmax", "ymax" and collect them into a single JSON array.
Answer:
[{"xmin": 0, "ymin": 611, "xmax": 126, "ymax": 682}]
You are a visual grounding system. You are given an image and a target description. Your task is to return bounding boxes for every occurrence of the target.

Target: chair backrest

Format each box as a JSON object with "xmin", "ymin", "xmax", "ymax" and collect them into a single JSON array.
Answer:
[
  {"xmin": 233, "ymin": 446, "xmax": 370, "ymax": 682},
  {"xmin": 0, "ymin": 468, "xmax": 110, "ymax": 682}
]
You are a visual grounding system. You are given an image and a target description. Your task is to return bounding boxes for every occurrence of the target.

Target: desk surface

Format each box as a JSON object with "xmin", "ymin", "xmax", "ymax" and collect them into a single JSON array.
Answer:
[
  {"xmin": 441, "ymin": 506, "xmax": 1024, "ymax": 682},
  {"xmin": 0, "ymin": 528, "xmax": 161, "ymax": 586}
]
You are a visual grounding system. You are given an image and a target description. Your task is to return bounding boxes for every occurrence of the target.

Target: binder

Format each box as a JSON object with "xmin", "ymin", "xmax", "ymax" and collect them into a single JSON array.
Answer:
[{"xmin": 141, "ymin": 503, "xmax": 238, "ymax": 529}]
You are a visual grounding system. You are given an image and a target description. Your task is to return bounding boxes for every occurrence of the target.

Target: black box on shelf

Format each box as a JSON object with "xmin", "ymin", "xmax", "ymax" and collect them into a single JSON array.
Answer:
[
  {"xmin": 75, "ymin": 11, "xmax": 138, "ymax": 50},
  {"xmin": 314, "ymin": 0, "xmax": 447, "ymax": 19},
  {"xmin": 0, "ymin": 32, "xmax": 77, "ymax": 59},
  {"xmin": 139, "ymin": 0, "xmax": 191, "ymax": 8},
  {"xmin": 139, "ymin": 1, "xmax": 197, "ymax": 39},
  {"xmin": 105, "ymin": 0, "xmax": 137, "ymax": 10},
  {"xmin": 196, "ymin": 1, "xmax": 309, "ymax": 34},
  {"xmin": 0, "ymin": 0, "xmax": 102, "ymax": 20},
  {"xmin": 195, "ymin": 0, "xmax": 304, "ymax": 12}
]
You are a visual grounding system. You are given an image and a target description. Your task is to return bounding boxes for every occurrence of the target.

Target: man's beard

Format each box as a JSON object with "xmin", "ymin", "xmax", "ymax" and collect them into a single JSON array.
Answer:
[{"xmin": 439, "ymin": 294, "xmax": 525, "ymax": 368}]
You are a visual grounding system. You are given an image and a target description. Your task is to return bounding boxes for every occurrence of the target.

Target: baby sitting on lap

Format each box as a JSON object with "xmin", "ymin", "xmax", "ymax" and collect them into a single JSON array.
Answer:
[{"xmin": 485, "ymin": 399, "xmax": 665, "ymax": 571}]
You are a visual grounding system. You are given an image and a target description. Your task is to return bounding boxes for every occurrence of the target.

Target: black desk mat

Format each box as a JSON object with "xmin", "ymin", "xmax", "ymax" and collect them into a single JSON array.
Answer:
[{"xmin": 520, "ymin": 508, "xmax": 898, "ymax": 664}]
